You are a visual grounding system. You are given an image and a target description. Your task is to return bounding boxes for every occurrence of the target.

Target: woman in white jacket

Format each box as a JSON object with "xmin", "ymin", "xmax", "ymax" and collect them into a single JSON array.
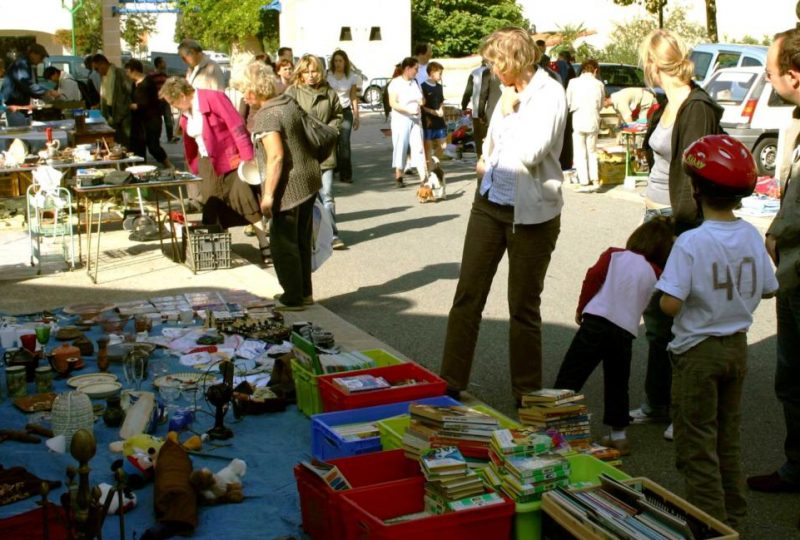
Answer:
[{"xmin": 440, "ymin": 26, "xmax": 567, "ymax": 404}]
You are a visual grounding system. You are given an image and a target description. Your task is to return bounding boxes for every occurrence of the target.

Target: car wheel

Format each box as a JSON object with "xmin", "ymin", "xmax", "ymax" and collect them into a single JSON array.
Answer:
[
  {"xmin": 362, "ymin": 85, "xmax": 383, "ymax": 110},
  {"xmin": 753, "ymin": 137, "xmax": 778, "ymax": 176}
]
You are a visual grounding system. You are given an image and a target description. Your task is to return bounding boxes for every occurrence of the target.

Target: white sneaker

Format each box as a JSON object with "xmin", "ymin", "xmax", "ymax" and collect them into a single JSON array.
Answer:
[
  {"xmin": 663, "ymin": 423, "xmax": 674, "ymax": 441},
  {"xmin": 629, "ymin": 407, "xmax": 670, "ymax": 424}
]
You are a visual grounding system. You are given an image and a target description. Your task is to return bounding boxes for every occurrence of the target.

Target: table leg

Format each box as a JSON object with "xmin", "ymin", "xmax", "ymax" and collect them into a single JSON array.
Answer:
[
  {"xmin": 85, "ymin": 197, "xmax": 93, "ymax": 279},
  {"xmin": 92, "ymin": 197, "xmax": 103, "ymax": 284},
  {"xmin": 178, "ymin": 186, "xmax": 195, "ymax": 274},
  {"xmin": 154, "ymin": 189, "xmax": 166, "ymax": 255}
]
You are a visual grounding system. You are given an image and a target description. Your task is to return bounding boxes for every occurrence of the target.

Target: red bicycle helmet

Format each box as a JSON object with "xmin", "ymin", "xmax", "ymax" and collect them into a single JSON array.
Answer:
[{"xmin": 682, "ymin": 134, "xmax": 757, "ymax": 198}]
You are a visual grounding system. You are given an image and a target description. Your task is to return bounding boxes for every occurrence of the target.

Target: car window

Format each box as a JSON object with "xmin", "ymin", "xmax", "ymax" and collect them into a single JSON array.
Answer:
[
  {"xmin": 600, "ymin": 66, "xmax": 644, "ymax": 87},
  {"xmin": 741, "ymin": 56, "xmax": 763, "ymax": 67},
  {"xmin": 690, "ymin": 51, "xmax": 713, "ymax": 81},
  {"xmin": 714, "ymin": 52, "xmax": 741, "ymax": 73},
  {"xmin": 705, "ymin": 71, "xmax": 757, "ymax": 104}
]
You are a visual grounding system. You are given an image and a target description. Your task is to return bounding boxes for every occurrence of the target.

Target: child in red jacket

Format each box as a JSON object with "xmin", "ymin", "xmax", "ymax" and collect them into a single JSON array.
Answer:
[{"xmin": 554, "ymin": 217, "xmax": 674, "ymax": 455}]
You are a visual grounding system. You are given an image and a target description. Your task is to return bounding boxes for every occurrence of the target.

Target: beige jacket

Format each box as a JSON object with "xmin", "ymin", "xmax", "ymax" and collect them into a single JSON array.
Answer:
[{"xmin": 186, "ymin": 55, "xmax": 225, "ymax": 91}]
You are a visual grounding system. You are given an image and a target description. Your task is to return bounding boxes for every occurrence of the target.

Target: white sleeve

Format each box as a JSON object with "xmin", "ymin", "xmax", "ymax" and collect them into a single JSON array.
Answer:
[
  {"xmin": 509, "ymin": 81, "xmax": 567, "ymax": 168},
  {"xmin": 656, "ymin": 241, "xmax": 693, "ymax": 301}
]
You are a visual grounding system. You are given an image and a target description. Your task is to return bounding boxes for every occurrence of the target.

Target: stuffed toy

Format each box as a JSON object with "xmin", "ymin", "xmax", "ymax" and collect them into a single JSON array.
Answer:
[
  {"xmin": 189, "ymin": 458, "xmax": 247, "ymax": 505},
  {"xmin": 98, "ymin": 483, "xmax": 137, "ymax": 515},
  {"xmin": 110, "ymin": 434, "xmax": 165, "ymax": 490}
]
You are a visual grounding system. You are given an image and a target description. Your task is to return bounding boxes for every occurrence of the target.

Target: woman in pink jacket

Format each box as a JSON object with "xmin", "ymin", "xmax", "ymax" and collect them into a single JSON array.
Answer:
[{"xmin": 160, "ymin": 77, "xmax": 269, "ymax": 261}]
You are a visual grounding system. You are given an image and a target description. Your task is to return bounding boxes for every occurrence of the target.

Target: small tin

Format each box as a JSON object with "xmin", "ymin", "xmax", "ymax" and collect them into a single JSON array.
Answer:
[
  {"xmin": 168, "ymin": 408, "xmax": 194, "ymax": 432},
  {"xmin": 35, "ymin": 365, "xmax": 53, "ymax": 393},
  {"xmin": 7, "ymin": 365, "xmax": 26, "ymax": 398}
]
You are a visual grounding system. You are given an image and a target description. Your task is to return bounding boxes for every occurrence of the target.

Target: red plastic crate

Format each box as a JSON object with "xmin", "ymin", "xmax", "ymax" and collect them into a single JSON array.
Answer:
[
  {"xmin": 294, "ymin": 449, "xmax": 424, "ymax": 540},
  {"xmin": 317, "ymin": 363, "xmax": 447, "ymax": 412},
  {"xmin": 339, "ymin": 477, "xmax": 515, "ymax": 540}
]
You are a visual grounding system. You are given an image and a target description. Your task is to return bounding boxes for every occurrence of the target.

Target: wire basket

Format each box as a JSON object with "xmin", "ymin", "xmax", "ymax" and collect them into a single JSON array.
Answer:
[{"xmin": 51, "ymin": 391, "xmax": 94, "ymax": 447}]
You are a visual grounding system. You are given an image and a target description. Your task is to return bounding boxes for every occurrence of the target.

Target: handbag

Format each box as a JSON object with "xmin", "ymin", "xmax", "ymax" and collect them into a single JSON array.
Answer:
[{"xmin": 298, "ymin": 107, "xmax": 339, "ymax": 162}]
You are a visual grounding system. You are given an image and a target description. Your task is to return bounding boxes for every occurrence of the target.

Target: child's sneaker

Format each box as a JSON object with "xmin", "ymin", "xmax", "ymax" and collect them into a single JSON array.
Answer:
[
  {"xmin": 663, "ymin": 423, "xmax": 674, "ymax": 441},
  {"xmin": 629, "ymin": 406, "xmax": 670, "ymax": 424},
  {"xmin": 599, "ymin": 435, "xmax": 631, "ymax": 456}
]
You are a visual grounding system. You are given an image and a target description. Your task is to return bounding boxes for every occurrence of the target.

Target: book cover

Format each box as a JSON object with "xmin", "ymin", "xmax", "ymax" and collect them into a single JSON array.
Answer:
[
  {"xmin": 446, "ymin": 492, "xmax": 505, "ymax": 512},
  {"xmin": 491, "ymin": 428, "xmax": 553, "ymax": 455},
  {"xmin": 332, "ymin": 374, "xmax": 391, "ymax": 393},
  {"xmin": 299, "ymin": 460, "xmax": 352, "ymax": 491},
  {"xmin": 504, "ymin": 453, "xmax": 569, "ymax": 481},
  {"xmin": 410, "ymin": 404, "xmax": 499, "ymax": 425},
  {"xmin": 421, "ymin": 446, "xmax": 468, "ymax": 473},
  {"xmin": 521, "ymin": 388, "xmax": 581, "ymax": 405}
]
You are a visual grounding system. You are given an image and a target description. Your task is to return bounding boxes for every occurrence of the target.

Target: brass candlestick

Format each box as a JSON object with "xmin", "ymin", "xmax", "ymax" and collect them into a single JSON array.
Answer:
[{"xmin": 68, "ymin": 428, "xmax": 102, "ymax": 540}]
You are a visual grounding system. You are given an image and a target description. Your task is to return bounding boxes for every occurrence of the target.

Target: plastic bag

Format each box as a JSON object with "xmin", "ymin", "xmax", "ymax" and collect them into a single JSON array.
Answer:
[{"xmin": 311, "ymin": 198, "xmax": 333, "ymax": 272}]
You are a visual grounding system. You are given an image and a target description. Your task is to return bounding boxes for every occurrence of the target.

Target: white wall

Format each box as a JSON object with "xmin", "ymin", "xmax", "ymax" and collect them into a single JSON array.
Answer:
[
  {"xmin": 0, "ymin": 0, "xmax": 72, "ymax": 54},
  {"xmin": 280, "ymin": 0, "xmax": 411, "ymax": 81}
]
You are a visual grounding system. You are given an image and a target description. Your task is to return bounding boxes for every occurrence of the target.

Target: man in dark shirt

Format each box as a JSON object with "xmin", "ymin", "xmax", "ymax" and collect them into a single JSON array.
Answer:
[
  {"xmin": 1, "ymin": 43, "xmax": 58, "ymax": 125},
  {"xmin": 151, "ymin": 56, "xmax": 177, "ymax": 142},
  {"xmin": 125, "ymin": 59, "xmax": 173, "ymax": 168}
]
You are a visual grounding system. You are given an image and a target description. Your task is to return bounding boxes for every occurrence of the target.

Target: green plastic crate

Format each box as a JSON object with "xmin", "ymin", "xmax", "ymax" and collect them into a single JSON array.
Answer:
[
  {"xmin": 377, "ymin": 403, "xmax": 522, "ymax": 450},
  {"xmin": 292, "ymin": 349, "xmax": 405, "ymax": 417},
  {"xmin": 514, "ymin": 453, "xmax": 631, "ymax": 540}
]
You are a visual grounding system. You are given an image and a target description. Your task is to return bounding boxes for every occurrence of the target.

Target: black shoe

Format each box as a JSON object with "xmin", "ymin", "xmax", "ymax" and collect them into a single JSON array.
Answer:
[
  {"xmin": 395, "ymin": 178, "xmax": 405, "ymax": 188},
  {"xmin": 747, "ymin": 471, "xmax": 800, "ymax": 493},
  {"xmin": 445, "ymin": 387, "xmax": 461, "ymax": 400},
  {"xmin": 340, "ymin": 178, "xmax": 353, "ymax": 184}
]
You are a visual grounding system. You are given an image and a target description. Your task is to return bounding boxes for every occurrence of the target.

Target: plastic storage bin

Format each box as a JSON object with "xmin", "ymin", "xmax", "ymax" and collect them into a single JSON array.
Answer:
[
  {"xmin": 182, "ymin": 225, "xmax": 231, "ymax": 270},
  {"xmin": 311, "ymin": 395, "xmax": 460, "ymax": 460},
  {"xmin": 318, "ymin": 363, "xmax": 447, "ymax": 412},
  {"xmin": 513, "ymin": 453, "xmax": 631, "ymax": 540},
  {"xmin": 377, "ymin": 403, "xmax": 522, "ymax": 452},
  {"xmin": 294, "ymin": 449, "xmax": 424, "ymax": 540},
  {"xmin": 339, "ymin": 476, "xmax": 515, "ymax": 540},
  {"xmin": 293, "ymin": 349, "xmax": 405, "ymax": 417}
]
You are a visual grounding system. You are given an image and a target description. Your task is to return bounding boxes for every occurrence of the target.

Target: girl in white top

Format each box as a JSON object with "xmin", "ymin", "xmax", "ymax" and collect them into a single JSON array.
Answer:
[
  {"xmin": 326, "ymin": 50, "xmax": 360, "ymax": 183},
  {"xmin": 387, "ymin": 57, "xmax": 427, "ymax": 187}
]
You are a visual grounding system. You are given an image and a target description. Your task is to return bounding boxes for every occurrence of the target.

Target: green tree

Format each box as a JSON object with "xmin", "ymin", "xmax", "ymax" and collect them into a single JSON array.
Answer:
[
  {"xmin": 613, "ymin": 0, "xmax": 719, "ymax": 42},
  {"xmin": 600, "ymin": 5, "xmax": 706, "ymax": 65},
  {"xmin": 73, "ymin": 0, "xmax": 103, "ymax": 55},
  {"xmin": 121, "ymin": 14, "xmax": 158, "ymax": 56},
  {"xmin": 175, "ymin": 0, "xmax": 278, "ymax": 54},
  {"xmin": 411, "ymin": 0, "xmax": 529, "ymax": 57}
]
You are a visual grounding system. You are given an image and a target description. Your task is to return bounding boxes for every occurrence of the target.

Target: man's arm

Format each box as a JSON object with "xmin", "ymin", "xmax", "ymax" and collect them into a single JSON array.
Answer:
[{"xmin": 660, "ymin": 293, "xmax": 683, "ymax": 317}]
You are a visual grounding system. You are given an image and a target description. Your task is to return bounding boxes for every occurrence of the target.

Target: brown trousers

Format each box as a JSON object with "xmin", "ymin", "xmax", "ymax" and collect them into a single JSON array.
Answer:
[
  {"xmin": 672, "ymin": 333, "xmax": 748, "ymax": 530},
  {"xmin": 441, "ymin": 193, "xmax": 560, "ymax": 398},
  {"xmin": 198, "ymin": 157, "xmax": 262, "ymax": 229}
]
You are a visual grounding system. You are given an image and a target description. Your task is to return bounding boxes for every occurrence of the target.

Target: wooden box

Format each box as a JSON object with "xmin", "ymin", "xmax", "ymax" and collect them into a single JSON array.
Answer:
[{"xmin": 541, "ymin": 477, "xmax": 738, "ymax": 539}]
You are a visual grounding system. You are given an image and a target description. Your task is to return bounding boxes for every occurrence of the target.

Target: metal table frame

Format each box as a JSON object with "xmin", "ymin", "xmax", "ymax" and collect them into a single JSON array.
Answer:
[{"xmin": 72, "ymin": 175, "xmax": 201, "ymax": 284}]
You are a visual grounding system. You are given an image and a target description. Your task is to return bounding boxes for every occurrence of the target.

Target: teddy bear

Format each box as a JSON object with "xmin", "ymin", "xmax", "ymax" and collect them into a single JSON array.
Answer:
[{"xmin": 189, "ymin": 458, "xmax": 247, "ymax": 505}]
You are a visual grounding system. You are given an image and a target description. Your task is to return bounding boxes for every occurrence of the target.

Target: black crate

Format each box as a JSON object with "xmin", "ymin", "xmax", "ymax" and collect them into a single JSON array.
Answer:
[{"xmin": 182, "ymin": 225, "xmax": 231, "ymax": 271}]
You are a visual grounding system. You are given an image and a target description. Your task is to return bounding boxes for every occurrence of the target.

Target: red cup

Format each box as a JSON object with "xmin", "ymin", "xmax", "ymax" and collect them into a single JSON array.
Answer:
[{"xmin": 20, "ymin": 333, "xmax": 37, "ymax": 354}]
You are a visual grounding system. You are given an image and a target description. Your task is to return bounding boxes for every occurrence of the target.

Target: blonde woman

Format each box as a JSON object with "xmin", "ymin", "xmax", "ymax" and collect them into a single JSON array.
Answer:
[
  {"xmin": 631, "ymin": 29, "xmax": 723, "ymax": 446},
  {"xmin": 285, "ymin": 54, "xmax": 345, "ymax": 250},
  {"xmin": 440, "ymin": 27, "xmax": 566, "ymax": 404},
  {"xmin": 231, "ymin": 60, "xmax": 321, "ymax": 310}
]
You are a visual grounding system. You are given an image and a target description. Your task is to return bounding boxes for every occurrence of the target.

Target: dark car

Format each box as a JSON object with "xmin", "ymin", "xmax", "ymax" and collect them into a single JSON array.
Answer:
[{"xmin": 572, "ymin": 63, "xmax": 646, "ymax": 97}]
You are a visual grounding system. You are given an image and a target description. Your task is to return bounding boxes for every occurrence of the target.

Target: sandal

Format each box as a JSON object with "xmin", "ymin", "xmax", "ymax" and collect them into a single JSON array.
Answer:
[
  {"xmin": 394, "ymin": 177, "xmax": 405, "ymax": 188},
  {"xmin": 259, "ymin": 245, "xmax": 271, "ymax": 264}
]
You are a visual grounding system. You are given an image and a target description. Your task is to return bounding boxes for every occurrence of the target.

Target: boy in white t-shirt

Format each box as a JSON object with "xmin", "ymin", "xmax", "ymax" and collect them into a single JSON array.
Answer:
[{"xmin": 657, "ymin": 135, "xmax": 779, "ymax": 530}]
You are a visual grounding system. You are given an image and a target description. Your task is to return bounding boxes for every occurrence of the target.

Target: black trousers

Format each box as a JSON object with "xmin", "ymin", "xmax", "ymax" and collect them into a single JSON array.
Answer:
[
  {"xmin": 554, "ymin": 314, "xmax": 634, "ymax": 428},
  {"xmin": 270, "ymin": 196, "xmax": 315, "ymax": 306},
  {"xmin": 130, "ymin": 116, "xmax": 167, "ymax": 164}
]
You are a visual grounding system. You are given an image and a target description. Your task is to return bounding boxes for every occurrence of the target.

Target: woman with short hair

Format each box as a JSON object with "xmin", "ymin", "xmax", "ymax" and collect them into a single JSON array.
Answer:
[
  {"xmin": 159, "ymin": 76, "xmax": 268, "ymax": 259},
  {"xmin": 232, "ymin": 60, "xmax": 321, "ymax": 310},
  {"xmin": 286, "ymin": 54, "xmax": 345, "ymax": 250},
  {"xmin": 440, "ymin": 27, "xmax": 566, "ymax": 403}
]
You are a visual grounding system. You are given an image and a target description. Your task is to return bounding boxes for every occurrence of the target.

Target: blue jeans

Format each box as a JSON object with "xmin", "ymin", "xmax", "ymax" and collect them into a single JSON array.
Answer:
[
  {"xmin": 319, "ymin": 169, "xmax": 338, "ymax": 236},
  {"xmin": 337, "ymin": 107, "xmax": 353, "ymax": 181},
  {"xmin": 776, "ymin": 287, "xmax": 800, "ymax": 483}
]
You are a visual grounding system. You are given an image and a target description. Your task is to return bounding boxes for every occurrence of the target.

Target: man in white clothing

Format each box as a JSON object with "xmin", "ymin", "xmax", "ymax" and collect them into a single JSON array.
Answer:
[
  {"xmin": 414, "ymin": 43, "xmax": 432, "ymax": 87},
  {"xmin": 566, "ymin": 59, "xmax": 605, "ymax": 189}
]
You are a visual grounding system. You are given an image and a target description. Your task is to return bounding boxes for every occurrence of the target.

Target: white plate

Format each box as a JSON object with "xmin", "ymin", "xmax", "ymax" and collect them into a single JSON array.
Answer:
[
  {"xmin": 126, "ymin": 165, "xmax": 157, "ymax": 176},
  {"xmin": 67, "ymin": 372, "xmax": 118, "ymax": 388},
  {"xmin": 79, "ymin": 381, "xmax": 122, "ymax": 399},
  {"xmin": 154, "ymin": 372, "xmax": 217, "ymax": 389}
]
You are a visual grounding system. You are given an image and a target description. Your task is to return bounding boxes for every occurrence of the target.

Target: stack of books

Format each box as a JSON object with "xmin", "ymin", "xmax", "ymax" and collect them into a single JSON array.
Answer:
[
  {"xmin": 517, "ymin": 389, "xmax": 592, "ymax": 449},
  {"xmin": 421, "ymin": 447, "xmax": 503, "ymax": 514},
  {"xmin": 401, "ymin": 404, "xmax": 501, "ymax": 459},
  {"xmin": 332, "ymin": 374, "xmax": 391, "ymax": 393},
  {"xmin": 484, "ymin": 428, "xmax": 571, "ymax": 503}
]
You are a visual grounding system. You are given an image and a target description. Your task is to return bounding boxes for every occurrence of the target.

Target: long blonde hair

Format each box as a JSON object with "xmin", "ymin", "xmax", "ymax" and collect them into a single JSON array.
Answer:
[{"xmin": 638, "ymin": 29, "xmax": 694, "ymax": 87}]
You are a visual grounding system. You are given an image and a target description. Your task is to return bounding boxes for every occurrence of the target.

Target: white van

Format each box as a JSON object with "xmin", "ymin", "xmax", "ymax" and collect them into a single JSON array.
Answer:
[
  {"xmin": 690, "ymin": 44, "xmax": 768, "ymax": 86},
  {"xmin": 704, "ymin": 66, "xmax": 794, "ymax": 175}
]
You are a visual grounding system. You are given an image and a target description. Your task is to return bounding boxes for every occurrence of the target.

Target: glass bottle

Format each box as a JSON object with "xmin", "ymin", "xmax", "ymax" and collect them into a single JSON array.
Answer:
[{"xmin": 96, "ymin": 335, "xmax": 110, "ymax": 372}]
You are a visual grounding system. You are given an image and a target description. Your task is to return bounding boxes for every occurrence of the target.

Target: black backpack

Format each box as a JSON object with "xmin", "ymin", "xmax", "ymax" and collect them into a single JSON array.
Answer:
[{"xmin": 77, "ymin": 79, "xmax": 99, "ymax": 107}]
